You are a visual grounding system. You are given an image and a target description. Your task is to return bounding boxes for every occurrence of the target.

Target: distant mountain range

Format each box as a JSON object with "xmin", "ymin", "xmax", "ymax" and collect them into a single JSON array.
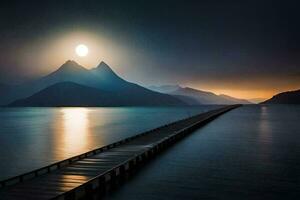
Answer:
[
  {"xmin": 262, "ymin": 89, "xmax": 300, "ymax": 104},
  {"xmin": 149, "ymin": 85, "xmax": 251, "ymax": 105},
  {"xmin": 3, "ymin": 60, "xmax": 184, "ymax": 106},
  {"xmin": 1, "ymin": 60, "xmax": 254, "ymax": 107}
]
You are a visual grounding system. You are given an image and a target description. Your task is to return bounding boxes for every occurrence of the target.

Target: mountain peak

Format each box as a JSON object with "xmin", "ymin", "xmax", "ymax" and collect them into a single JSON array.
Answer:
[
  {"xmin": 65, "ymin": 59, "xmax": 77, "ymax": 65},
  {"xmin": 95, "ymin": 61, "xmax": 114, "ymax": 72},
  {"xmin": 92, "ymin": 61, "xmax": 119, "ymax": 76},
  {"xmin": 55, "ymin": 60, "xmax": 87, "ymax": 73}
]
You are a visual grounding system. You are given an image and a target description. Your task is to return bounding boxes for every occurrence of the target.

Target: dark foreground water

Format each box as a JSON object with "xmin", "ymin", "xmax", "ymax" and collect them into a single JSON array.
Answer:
[
  {"xmin": 106, "ymin": 105, "xmax": 300, "ymax": 200},
  {"xmin": 0, "ymin": 106, "xmax": 219, "ymax": 180}
]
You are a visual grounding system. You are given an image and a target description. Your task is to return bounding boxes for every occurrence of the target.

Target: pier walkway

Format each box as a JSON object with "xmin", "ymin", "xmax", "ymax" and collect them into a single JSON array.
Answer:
[{"xmin": 0, "ymin": 105, "xmax": 240, "ymax": 200}]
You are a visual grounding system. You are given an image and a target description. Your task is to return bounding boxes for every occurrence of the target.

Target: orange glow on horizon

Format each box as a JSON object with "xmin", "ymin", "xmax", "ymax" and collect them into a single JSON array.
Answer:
[
  {"xmin": 208, "ymin": 89, "xmax": 273, "ymax": 100},
  {"xmin": 186, "ymin": 83, "xmax": 300, "ymax": 101}
]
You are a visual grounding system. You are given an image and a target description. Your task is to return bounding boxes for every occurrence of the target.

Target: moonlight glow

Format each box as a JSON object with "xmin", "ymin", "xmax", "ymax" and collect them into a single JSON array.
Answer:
[{"xmin": 75, "ymin": 44, "xmax": 89, "ymax": 57}]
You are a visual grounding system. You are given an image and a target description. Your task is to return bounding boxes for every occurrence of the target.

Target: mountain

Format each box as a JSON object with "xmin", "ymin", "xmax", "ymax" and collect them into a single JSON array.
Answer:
[
  {"xmin": 40, "ymin": 60, "xmax": 129, "ymax": 91},
  {"xmin": 3, "ymin": 60, "xmax": 185, "ymax": 106},
  {"xmin": 219, "ymin": 94, "xmax": 252, "ymax": 104},
  {"xmin": 40, "ymin": 60, "xmax": 91, "ymax": 85},
  {"xmin": 10, "ymin": 82, "xmax": 184, "ymax": 107},
  {"xmin": 170, "ymin": 94, "xmax": 201, "ymax": 105},
  {"xmin": 0, "ymin": 60, "xmax": 92, "ymax": 105},
  {"xmin": 90, "ymin": 61, "xmax": 127, "ymax": 89},
  {"xmin": 10, "ymin": 82, "xmax": 117, "ymax": 107},
  {"xmin": 150, "ymin": 85, "xmax": 251, "ymax": 105},
  {"xmin": 170, "ymin": 87, "xmax": 230, "ymax": 104},
  {"xmin": 261, "ymin": 89, "xmax": 300, "ymax": 104}
]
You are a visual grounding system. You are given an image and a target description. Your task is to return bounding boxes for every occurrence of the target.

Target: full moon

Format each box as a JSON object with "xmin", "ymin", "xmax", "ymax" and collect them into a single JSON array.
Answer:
[{"xmin": 75, "ymin": 44, "xmax": 89, "ymax": 57}]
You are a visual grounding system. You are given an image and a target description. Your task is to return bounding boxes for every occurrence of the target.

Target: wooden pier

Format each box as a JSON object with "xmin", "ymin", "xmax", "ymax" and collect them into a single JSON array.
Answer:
[{"xmin": 0, "ymin": 105, "xmax": 240, "ymax": 200}]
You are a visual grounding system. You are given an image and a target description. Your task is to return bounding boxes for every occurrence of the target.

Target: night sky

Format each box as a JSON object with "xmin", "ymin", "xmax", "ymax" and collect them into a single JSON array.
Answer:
[{"xmin": 0, "ymin": 0, "xmax": 299, "ymax": 99}]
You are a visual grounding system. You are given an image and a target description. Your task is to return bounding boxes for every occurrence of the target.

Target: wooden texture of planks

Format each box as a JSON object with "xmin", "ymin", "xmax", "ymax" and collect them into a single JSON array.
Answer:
[{"xmin": 0, "ymin": 105, "xmax": 240, "ymax": 200}]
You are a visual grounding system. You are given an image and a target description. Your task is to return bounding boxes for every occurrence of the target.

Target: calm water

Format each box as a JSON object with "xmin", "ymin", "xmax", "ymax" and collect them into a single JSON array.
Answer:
[
  {"xmin": 0, "ymin": 106, "xmax": 220, "ymax": 180},
  {"xmin": 107, "ymin": 105, "xmax": 300, "ymax": 199}
]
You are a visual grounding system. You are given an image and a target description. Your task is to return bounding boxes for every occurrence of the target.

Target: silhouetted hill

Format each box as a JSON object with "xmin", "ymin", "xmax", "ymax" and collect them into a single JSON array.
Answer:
[
  {"xmin": 151, "ymin": 85, "xmax": 251, "ymax": 105},
  {"xmin": 10, "ymin": 82, "xmax": 185, "ymax": 107},
  {"xmin": 1, "ymin": 60, "xmax": 185, "ymax": 106},
  {"xmin": 10, "ymin": 82, "xmax": 118, "ymax": 107},
  {"xmin": 171, "ymin": 87, "xmax": 229, "ymax": 104},
  {"xmin": 261, "ymin": 89, "xmax": 300, "ymax": 104}
]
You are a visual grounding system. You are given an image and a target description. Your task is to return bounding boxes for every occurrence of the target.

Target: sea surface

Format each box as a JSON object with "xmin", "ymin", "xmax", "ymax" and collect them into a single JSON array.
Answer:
[
  {"xmin": 106, "ymin": 105, "xmax": 300, "ymax": 199},
  {"xmin": 0, "ymin": 106, "xmax": 220, "ymax": 180}
]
